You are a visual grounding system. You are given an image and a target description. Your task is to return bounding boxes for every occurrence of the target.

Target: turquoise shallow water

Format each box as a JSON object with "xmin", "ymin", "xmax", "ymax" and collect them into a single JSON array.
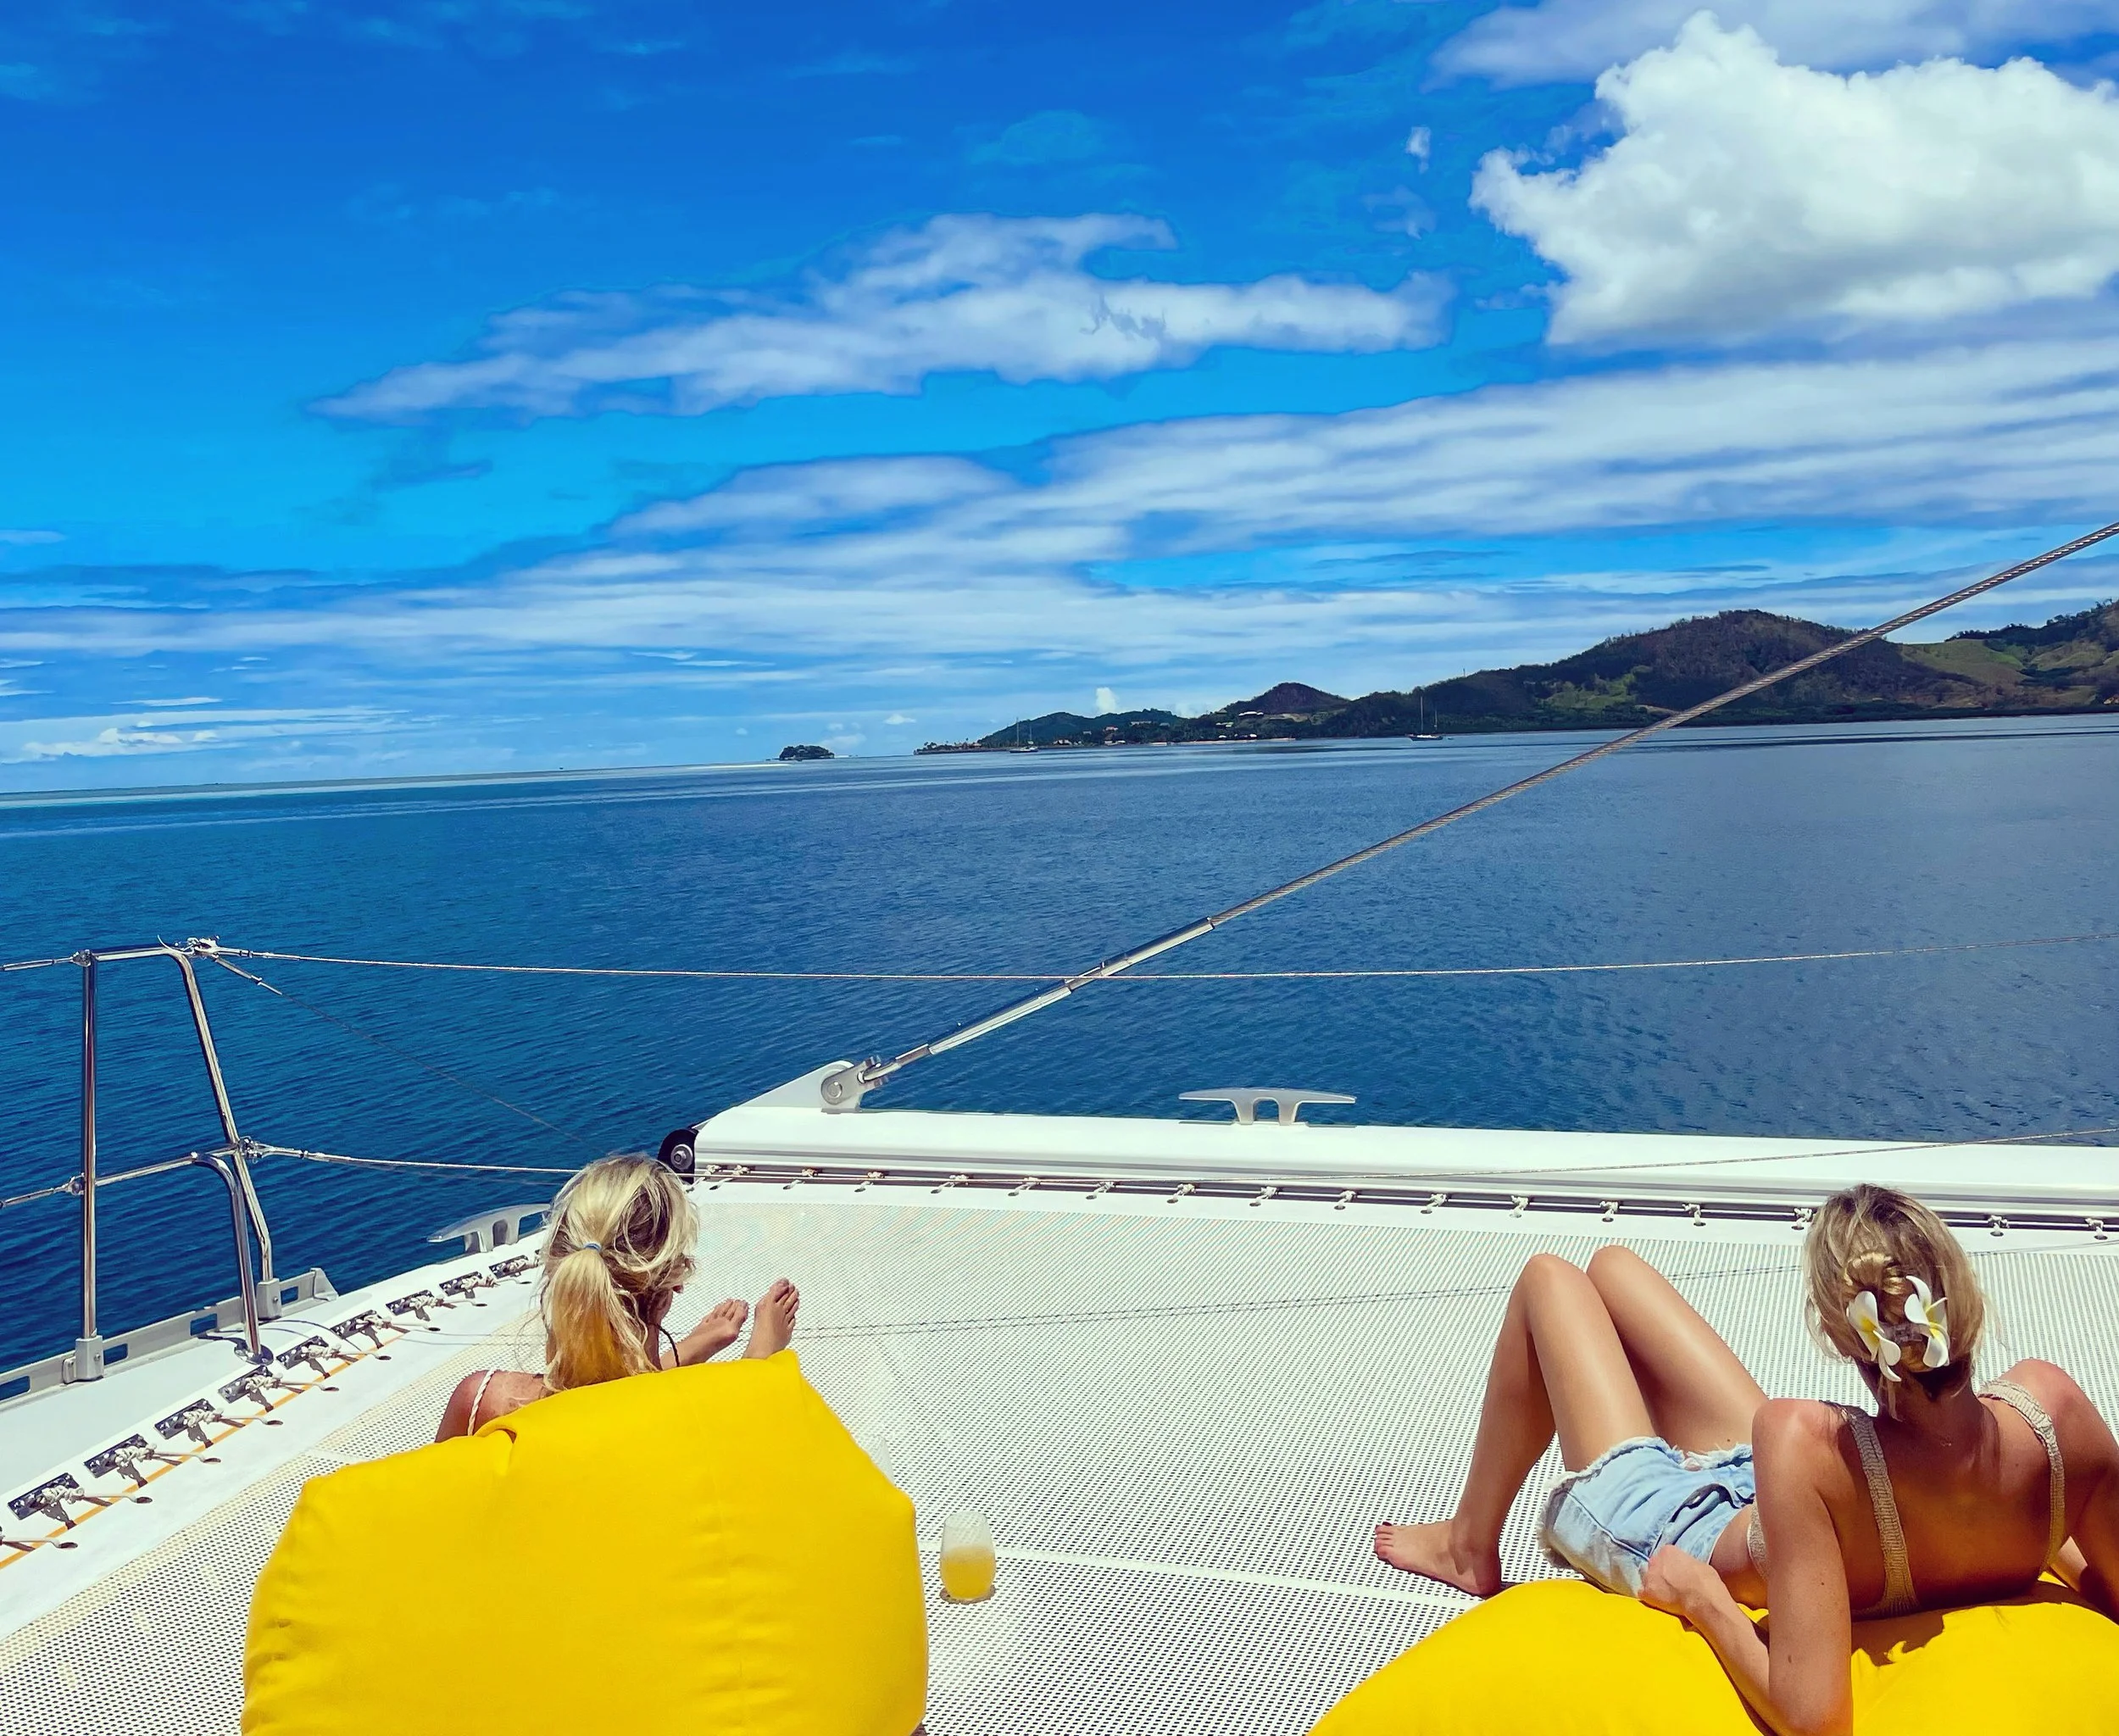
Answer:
[{"xmin": 1, "ymin": 718, "xmax": 2115, "ymax": 1373}]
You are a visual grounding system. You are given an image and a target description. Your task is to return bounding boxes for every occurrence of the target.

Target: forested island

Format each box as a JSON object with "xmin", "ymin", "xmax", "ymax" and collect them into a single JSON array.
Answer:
[{"xmin": 918, "ymin": 602, "xmax": 2119, "ymax": 753}]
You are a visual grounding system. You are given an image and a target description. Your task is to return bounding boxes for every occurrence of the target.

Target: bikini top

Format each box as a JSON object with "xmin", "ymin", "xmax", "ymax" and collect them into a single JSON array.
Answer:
[{"xmin": 1744, "ymin": 1377, "xmax": 2066, "ymax": 1619}]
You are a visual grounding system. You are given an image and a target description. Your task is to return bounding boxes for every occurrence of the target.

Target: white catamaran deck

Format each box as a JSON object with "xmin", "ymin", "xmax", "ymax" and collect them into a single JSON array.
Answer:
[{"xmin": 4, "ymin": 1099, "xmax": 2116, "ymax": 1735}]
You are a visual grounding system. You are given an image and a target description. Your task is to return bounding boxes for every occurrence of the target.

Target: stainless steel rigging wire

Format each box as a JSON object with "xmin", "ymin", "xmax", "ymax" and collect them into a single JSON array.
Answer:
[
  {"xmin": 204, "ymin": 954, "xmax": 600, "ymax": 1151},
  {"xmin": 202, "ymin": 929, "xmax": 2119, "ymax": 982},
  {"xmin": 820, "ymin": 518, "xmax": 2119, "ymax": 1106}
]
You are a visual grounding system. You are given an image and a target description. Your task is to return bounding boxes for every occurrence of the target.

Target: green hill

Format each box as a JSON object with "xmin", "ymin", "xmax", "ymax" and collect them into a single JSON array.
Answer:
[{"xmin": 919, "ymin": 601, "xmax": 2119, "ymax": 753}]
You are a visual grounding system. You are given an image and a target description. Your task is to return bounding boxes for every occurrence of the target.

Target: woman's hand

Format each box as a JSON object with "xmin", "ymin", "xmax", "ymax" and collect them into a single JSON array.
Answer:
[{"xmin": 1638, "ymin": 1544, "xmax": 1729, "ymax": 1623}]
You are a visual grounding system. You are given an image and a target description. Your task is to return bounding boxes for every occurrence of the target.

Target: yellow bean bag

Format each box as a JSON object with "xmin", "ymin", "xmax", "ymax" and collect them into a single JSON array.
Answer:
[
  {"xmin": 1310, "ymin": 1577, "xmax": 2119, "ymax": 1736},
  {"xmin": 244, "ymin": 1351, "xmax": 926, "ymax": 1736}
]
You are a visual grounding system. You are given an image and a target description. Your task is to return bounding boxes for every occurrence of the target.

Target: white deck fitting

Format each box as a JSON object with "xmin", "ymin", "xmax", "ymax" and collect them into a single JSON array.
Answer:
[
  {"xmin": 3, "ymin": 1138, "xmax": 2116, "ymax": 1736},
  {"xmin": 703, "ymin": 1068, "xmax": 2119, "ymax": 1219}
]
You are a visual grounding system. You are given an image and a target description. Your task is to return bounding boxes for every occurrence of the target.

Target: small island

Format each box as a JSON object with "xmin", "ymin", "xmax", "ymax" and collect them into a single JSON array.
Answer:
[{"xmin": 777, "ymin": 743, "xmax": 834, "ymax": 761}]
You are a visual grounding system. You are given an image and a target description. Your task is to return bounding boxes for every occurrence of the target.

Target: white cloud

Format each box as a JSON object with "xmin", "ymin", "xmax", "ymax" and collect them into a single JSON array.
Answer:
[
  {"xmin": 1404, "ymin": 125, "xmax": 1432, "ymax": 163},
  {"xmin": 14, "ymin": 329, "xmax": 2119, "ymax": 739},
  {"xmin": 0, "ymin": 528, "xmax": 63, "ymax": 546},
  {"xmin": 16, "ymin": 726, "xmax": 206, "ymax": 760},
  {"xmin": 1439, "ymin": 0, "xmax": 2119, "ymax": 86},
  {"xmin": 2, "ymin": 708, "xmax": 398, "ymax": 765},
  {"xmin": 1095, "ymin": 686, "xmax": 1123, "ymax": 713},
  {"xmin": 1473, "ymin": 18, "xmax": 2119, "ymax": 343},
  {"xmin": 883, "ymin": 712, "xmax": 915, "ymax": 725},
  {"xmin": 320, "ymin": 214, "xmax": 1449, "ymax": 421}
]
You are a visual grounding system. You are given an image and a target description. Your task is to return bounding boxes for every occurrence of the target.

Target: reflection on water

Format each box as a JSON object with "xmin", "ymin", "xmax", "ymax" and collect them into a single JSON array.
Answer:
[{"xmin": 0, "ymin": 718, "xmax": 2113, "ymax": 1369}]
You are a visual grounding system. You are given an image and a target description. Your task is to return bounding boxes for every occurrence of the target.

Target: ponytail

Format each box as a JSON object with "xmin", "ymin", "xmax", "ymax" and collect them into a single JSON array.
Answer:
[{"xmin": 540, "ymin": 1155, "xmax": 698, "ymax": 1393}]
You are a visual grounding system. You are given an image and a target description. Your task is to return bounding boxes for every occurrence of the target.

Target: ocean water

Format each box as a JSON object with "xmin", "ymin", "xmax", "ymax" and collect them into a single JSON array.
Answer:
[{"xmin": 1, "ymin": 718, "xmax": 2115, "ymax": 1374}]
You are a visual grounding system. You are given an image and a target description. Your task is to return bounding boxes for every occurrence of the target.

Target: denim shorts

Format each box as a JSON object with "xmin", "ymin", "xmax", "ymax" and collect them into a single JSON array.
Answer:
[{"xmin": 1538, "ymin": 1435, "xmax": 1755, "ymax": 1596}]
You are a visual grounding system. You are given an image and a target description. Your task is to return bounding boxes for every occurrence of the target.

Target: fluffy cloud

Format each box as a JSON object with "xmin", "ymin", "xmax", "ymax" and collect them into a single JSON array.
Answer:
[
  {"xmin": 1438, "ymin": 0, "xmax": 2119, "ymax": 86},
  {"xmin": 320, "ymin": 214, "xmax": 1449, "ymax": 420},
  {"xmin": 21, "ymin": 329, "xmax": 2119, "ymax": 688},
  {"xmin": 1474, "ymin": 19, "xmax": 2119, "ymax": 342}
]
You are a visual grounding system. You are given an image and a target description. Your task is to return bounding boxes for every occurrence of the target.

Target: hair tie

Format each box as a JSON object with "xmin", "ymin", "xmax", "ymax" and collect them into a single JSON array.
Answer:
[{"xmin": 576, "ymin": 1239, "xmax": 603, "ymax": 1255}]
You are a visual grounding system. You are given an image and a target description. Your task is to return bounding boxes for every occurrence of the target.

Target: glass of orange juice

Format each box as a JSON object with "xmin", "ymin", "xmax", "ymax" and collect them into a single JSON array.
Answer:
[{"xmin": 939, "ymin": 1510, "xmax": 995, "ymax": 1603}]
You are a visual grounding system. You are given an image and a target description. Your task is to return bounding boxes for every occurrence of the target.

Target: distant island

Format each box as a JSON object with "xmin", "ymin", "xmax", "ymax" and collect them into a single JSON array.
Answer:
[
  {"xmin": 917, "ymin": 602, "xmax": 2119, "ymax": 753},
  {"xmin": 778, "ymin": 743, "xmax": 835, "ymax": 761}
]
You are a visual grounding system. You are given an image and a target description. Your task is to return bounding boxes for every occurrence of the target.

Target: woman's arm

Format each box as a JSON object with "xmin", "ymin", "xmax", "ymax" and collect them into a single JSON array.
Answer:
[
  {"xmin": 2055, "ymin": 1375, "xmax": 2119, "ymax": 1618},
  {"xmin": 435, "ymin": 1372, "xmax": 487, "ymax": 1442},
  {"xmin": 1642, "ymin": 1400, "xmax": 1855, "ymax": 1736}
]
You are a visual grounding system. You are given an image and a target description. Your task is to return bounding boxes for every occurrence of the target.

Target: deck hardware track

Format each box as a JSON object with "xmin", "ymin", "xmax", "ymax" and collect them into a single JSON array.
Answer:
[
  {"xmin": 156, "ymin": 1402, "xmax": 230, "ymax": 1448},
  {"xmin": 388, "ymin": 1291, "xmax": 444, "ymax": 1324},
  {"xmin": 84, "ymin": 1435, "xmax": 181, "ymax": 1489},
  {"xmin": 9, "ymin": 1474, "xmax": 109, "ymax": 1527},
  {"xmin": 330, "ymin": 1310, "xmax": 393, "ymax": 1348},
  {"xmin": 277, "ymin": 1338, "xmax": 339, "ymax": 1378}
]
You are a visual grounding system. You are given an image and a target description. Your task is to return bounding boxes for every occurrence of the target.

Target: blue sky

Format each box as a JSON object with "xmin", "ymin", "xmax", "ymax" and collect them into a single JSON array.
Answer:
[{"xmin": 6, "ymin": 0, "xmax": 2119, "ymax": 785}]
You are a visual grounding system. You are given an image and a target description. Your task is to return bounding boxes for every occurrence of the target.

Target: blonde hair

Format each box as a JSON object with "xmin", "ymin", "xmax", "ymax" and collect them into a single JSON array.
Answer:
[
  {"xmin": 1805, "ymin": 1183, "xmax": 1984, "ymax": 1402},
  {"xmin": 541, "ymin": 1155, "xmax": 697, "ymax": 1392}
]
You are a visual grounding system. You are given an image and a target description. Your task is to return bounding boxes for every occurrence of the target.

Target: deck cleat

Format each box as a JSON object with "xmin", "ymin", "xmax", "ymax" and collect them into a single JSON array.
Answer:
[
  {"xmin": 388, "ymin": 1290, "xmax": 445, "ymax": 1324},
  {"xmin": 220, "ymin": 1368, "xmax": 292, "ymax": 1411},
  {"xmin": 85, "ymin": 1434, "xmax": 181, "ymax": 1490},
  {"xmin": 156, "ymin": 1400, "xmax": 236, "ymax": 1449},
  {"xmin": 277, "ymin": 1337, "xmax": 340, "ymax": 1379},
  {"xmin": 487, "ymin": 1254, "xmax": 535, "ymax": 1280},
  {"xmin": 8, "ymin": 1474, "xmax": 113, "ymax": 1529},
  {"xmin": 330, "ymin": 1310, "xmax": 394, "ymax": 1348},
  {"xmin": 440, "ymin": 1271, "xmax": 495, "ymax": 1300}
]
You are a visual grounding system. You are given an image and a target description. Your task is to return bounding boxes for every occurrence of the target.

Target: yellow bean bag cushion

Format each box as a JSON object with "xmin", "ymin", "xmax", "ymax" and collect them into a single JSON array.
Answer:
[
  {"xmin": 1310, "ymin": 1577, "xmax": 2119, "ymax": 1735},
  {"xmin": 243, "ymin": 1351, "xmax": 925, "ymax": 1736}
]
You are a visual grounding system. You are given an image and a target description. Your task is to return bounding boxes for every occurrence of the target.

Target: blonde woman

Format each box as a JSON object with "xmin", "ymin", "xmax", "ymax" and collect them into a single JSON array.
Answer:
[
  {"xmin": 436, "ymin": 1154, "xmax": 799, "ymax": 1440},
  {"xmin": 1374, "ymin": 1183, "xmax": 2118, "ymax": 1736}
]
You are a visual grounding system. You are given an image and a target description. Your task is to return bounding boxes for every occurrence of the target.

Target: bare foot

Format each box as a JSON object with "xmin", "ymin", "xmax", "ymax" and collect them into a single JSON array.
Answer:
[
  {"xmin": 1373, "ymin": 1522, "xmax": 1504, "ymax": 1597},
  {"xmin": 742, "ymin": 1278, "xmax": 799, "ymax": 1359},
  {"xmin": 671, "ymin": 1297, "xmax": 748, "ymax": 1365}
]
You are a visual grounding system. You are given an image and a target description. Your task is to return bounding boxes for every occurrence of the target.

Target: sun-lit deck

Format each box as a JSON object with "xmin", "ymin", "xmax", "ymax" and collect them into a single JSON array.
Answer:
[{"xmin": 3, "ymin": 1092, "xmax": 2116, "ymax": 1735}]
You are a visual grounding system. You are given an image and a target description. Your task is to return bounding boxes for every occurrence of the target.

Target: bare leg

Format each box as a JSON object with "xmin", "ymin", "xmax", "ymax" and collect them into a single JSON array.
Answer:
[
  {"xmin": 742, "ymin": 1278, "xmax": 800, "ymax": 1359},
  {"xmin": 1587, "ymin": 1245, "xmax": 1765, "ymax": 1454},
  {"xmin": 1376, "ymin": 1253, "xmax": 1653, "ymax": 1594}
]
